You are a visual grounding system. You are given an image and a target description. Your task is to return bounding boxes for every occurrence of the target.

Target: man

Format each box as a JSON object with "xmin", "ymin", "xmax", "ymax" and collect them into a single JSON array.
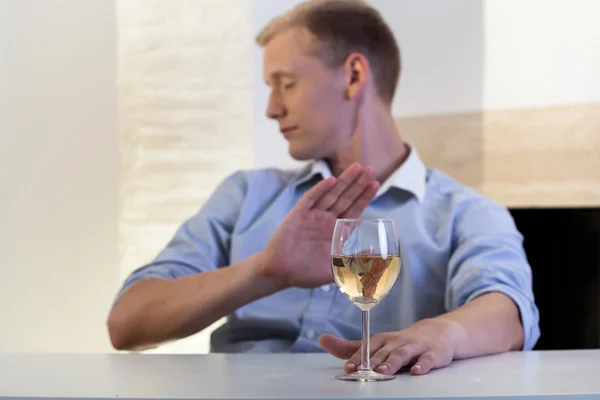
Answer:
[{"xmin": 108, "ymin": 0, "xmax": 540, "ymax": 376}]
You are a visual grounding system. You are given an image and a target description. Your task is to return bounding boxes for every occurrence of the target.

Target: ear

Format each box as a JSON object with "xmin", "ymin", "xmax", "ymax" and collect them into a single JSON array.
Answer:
[{"xmin": 343, "ymin": 53, "xmax": 370, "ymax": 101}]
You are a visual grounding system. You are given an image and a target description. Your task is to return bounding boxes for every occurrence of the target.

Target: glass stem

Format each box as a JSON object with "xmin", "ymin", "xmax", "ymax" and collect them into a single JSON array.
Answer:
[{"xmin": 359, "ymin": 309, "xmax": 371, "ymax": 371}]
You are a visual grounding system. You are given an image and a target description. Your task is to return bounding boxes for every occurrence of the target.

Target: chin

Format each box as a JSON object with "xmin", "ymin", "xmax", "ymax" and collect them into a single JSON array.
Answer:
[{"xmin": 288, "ymin": 146, "xmax": 318, "ymax": 161}]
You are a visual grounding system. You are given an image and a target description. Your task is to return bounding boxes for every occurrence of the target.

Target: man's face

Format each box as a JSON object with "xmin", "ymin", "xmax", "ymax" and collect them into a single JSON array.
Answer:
[{"xmin": 263, "ymin": 27, "xmax": 353, "ymax": 161}]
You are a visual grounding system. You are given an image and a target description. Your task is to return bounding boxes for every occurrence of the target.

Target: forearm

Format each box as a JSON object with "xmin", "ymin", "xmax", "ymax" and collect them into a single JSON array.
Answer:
[
  {"xmin": 107, "ymin": 252, "xmax": 282, "ymax": 350},
  {"xmin": 436, "ymin": 292, "xmax": 524, "ymax": 359}
]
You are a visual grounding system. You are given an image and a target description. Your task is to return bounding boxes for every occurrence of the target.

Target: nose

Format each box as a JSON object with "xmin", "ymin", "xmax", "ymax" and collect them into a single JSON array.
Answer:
[{"xmin": 266, "ymin": 92, "xmax": 287, "ymax": 120}]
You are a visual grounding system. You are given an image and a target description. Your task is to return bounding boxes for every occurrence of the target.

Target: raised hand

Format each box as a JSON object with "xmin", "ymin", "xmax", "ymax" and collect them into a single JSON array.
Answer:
[{"xmin": 258, "ymin": 163, "xmax": 380, "ymax": 289}]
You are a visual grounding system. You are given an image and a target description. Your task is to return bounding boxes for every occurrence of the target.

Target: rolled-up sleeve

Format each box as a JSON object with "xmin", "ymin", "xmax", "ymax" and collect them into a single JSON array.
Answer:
[
  {"xmin": 445, "ymin": 198, "xmax": 541, "ymax": 350},
  {"xmin": 113, "ymin": 171, "xmax": 249, "ymax": 304}
]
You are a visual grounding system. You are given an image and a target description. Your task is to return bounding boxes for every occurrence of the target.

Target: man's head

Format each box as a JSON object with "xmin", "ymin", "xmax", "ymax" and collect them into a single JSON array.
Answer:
[{"xmin": 257, "ymin": 0, "xmax": 401, "ymax": 161}]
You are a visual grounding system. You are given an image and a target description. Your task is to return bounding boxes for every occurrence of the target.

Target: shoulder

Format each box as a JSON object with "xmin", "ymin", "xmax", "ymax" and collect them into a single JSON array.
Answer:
[
  {"xmin": 191, "ymin": 164, "xmax": 312, "ymax": 227},
  {"xmin": 424, "ymin": 168, "xmax": 517, "ymax": 236},
  {"xmin": 212, "ymin": 164, "xmax": 312, "ymax": 204},
  {"xmin": 222, "ymin": 164, "xmax": 312, "ymax": 192},
  {"xmin": 426, "ymin": 168, "xmax": 505, "ymax": 210}
]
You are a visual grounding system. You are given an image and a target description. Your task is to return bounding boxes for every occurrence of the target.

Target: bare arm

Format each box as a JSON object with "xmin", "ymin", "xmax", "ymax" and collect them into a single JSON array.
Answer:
[
  {"xmin": 108, "ymin": 164, "xmax": 379, "ymax": 351},
  {"xmin": 437, "ymin": 292, "xmax": 524, "ymax": 359},
  {"xmin": 107, "ymin": 252, "xmax": 279, "ymax": 351}
]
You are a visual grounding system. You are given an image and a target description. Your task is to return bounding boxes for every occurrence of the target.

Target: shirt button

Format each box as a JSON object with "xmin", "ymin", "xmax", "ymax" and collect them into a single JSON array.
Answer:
[
  {"xmin": 306, "ymin": 329, "xmax": 316, "ymax": 339},
  {"xmin": 321, "ymin": 285, "xmax": 331, "ymax": 292}
]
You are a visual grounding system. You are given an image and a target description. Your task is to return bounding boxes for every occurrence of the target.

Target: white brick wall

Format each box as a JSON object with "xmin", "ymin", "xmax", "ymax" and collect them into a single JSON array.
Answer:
[{"xmin": 117, "ymin": 0, "xmax": 254, "ymax": 353}]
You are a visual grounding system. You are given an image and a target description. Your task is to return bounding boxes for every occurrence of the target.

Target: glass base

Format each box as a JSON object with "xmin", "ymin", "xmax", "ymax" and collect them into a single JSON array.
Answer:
[{"xmin": 335, "ymin": 369, "xmax": 396, "ymax": 382}]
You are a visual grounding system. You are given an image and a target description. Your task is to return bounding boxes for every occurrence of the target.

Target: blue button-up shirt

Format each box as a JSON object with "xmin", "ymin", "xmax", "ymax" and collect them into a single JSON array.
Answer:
[{"xmin": 115, "ymin": 147, "xmax": 540, "ymax": 352}]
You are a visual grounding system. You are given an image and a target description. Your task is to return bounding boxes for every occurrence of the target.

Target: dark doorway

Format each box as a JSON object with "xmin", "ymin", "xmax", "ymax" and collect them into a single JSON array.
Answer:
[{"xmin": 510, "ymin": 208, "xmax": 600, "ymax": 350}]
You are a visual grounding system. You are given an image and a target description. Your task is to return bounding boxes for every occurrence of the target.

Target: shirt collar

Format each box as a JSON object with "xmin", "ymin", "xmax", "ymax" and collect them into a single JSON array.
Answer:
[{"xmin": 292, "ymin": 145, "xmax": 427, "ymax": 203}]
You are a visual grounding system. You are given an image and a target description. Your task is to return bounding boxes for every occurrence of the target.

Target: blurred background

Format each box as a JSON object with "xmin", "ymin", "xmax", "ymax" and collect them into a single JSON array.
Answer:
[{"xmin": 0, "ymin": 0, "xmax": 599, "ymax": 354}]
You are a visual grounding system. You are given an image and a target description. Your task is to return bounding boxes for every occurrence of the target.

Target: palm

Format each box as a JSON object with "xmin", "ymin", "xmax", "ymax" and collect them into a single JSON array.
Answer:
[
  {"xmin": 267, "ymin": 208, "xmax": 337, "ymax": 288},
  {"xmin": 260, "ymin": 164, "xmax": 380, "ymax": 290}
]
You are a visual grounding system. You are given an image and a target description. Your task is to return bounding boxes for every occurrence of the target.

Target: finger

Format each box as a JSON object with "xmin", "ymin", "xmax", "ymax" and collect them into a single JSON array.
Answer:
[
  {"xmin": 339, "ymin": 181, "xmax": 380, "ymax": 219},
  {"xmin": 312, "ymin": 164, "xmax": 362, "ymax": 210},
  {"xmin": 368, "ymin": 344, "xmax": 397, "ymax": 370},
  {"xmin": 411, "ymin": 352, "xmax": 438, "ymax": 375},
  {"xmin": 295, "ymin": 176, "xmax": 337, "ymax": 211},
  {"xmin": 368, "ymin": 335, "xmax": 409, "ymax": 368},
  {"xmin": 327, "ymin": 166, "xmax": 375, "ymax": 216},
  {"xmin": 375, "ymin": 344, "xmax": 424, "ymax": 375},
  {"xmin": 344, "ymin": 334, "xmax": 388, "ymax": 373},
  {"xmin": 318, "ymin": 334, "xmax": 360, "ymax": 360}
]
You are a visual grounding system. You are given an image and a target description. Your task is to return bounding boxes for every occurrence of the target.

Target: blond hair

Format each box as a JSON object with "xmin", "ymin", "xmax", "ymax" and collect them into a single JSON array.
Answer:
[{"xmin": 256, "ymin": 0, "xmax": 401, "ymax": 104}]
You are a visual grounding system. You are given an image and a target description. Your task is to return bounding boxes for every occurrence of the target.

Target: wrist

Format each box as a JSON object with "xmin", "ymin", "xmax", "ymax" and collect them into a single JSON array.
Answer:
[
  {"xmin": 434, "ymin": 315, "xmax": 470, "ymax": 359},
  {"xmin": 251, "ymin": 251, "xmax": 288, "ymax": 292}
]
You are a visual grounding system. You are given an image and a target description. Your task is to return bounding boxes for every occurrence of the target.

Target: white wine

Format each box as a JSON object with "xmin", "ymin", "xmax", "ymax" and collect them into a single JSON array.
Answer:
[{"xmin": 331, "ymin": 255, "xmax": 401, "ymax": 310}]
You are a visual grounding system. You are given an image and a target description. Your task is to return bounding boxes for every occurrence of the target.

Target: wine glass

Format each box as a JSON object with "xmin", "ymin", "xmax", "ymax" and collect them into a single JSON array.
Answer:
[{"xmin": 331, "ymin": 218, "xmax": 402, "ymax": 382}]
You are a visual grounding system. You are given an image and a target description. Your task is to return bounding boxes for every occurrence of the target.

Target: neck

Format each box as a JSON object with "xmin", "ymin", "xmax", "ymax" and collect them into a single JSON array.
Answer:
[{"xmin": 326, "ymin": 102, "xmax": 408, "ymax": 183}]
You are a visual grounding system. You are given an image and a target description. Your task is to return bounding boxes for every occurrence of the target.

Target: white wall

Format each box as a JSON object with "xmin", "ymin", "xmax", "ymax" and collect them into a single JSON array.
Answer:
[
  {"xmin": 0, "ymin": 0, "xmax": 119, "ymax": 352},
  {"xmin": 485, "ymin": 0, "xmax": 600, "ymax": 110}
]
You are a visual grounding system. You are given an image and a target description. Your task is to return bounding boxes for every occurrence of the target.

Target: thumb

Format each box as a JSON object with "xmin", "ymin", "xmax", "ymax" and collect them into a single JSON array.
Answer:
[{"xmin": 318, "ymin": 333, "xmax": 360, "ymax": 360}]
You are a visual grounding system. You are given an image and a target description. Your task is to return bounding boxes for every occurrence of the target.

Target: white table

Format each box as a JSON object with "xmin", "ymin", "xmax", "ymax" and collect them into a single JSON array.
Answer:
[{"xmin": 0, "ymin": 350, "xmax": 599, "ymax": 399}]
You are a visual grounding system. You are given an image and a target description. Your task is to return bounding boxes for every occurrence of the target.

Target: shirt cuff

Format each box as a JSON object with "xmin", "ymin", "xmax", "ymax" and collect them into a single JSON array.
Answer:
[{"xmin": 112, "ymin": 265, "xmax": 174, "ymax": 307}]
